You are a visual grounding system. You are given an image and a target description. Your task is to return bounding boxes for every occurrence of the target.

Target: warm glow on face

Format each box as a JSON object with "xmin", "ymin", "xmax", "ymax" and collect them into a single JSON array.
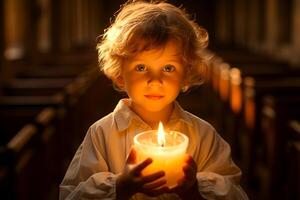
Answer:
[
  {"xmin": 120, "ymin": 40, "xmax": 186, "ymax": 113},
  {"xmin": 157, "ymin": 122, "xmax": 166, "ymax": 147}
]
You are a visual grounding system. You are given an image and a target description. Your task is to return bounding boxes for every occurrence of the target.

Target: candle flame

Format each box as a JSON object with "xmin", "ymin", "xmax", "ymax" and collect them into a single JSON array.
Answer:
[{"xmin": 157, "ymin": 122, "xmax": 166, "ymax": 147}]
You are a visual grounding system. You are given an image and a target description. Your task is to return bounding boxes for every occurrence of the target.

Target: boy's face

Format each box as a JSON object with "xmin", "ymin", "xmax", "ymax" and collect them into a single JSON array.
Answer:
[{"xmin": 117, "ymin": 39, "xmax": 186, "ymax": 113}]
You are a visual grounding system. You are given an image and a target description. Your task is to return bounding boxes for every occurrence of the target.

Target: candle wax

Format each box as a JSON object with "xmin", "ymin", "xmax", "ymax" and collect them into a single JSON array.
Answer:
[{"xmin": 134, "ymin": 130, "xmax": 189, "ymax": 188}]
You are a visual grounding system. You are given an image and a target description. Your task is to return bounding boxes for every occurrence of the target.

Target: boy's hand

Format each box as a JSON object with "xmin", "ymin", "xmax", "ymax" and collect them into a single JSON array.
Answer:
[
  {"xmin": 116, "ymin": 147, "xmax": 169, "ymax": 200},
  {"xmin": 169, "ymin": 154, "xmax": 204, "ymax": 200}
]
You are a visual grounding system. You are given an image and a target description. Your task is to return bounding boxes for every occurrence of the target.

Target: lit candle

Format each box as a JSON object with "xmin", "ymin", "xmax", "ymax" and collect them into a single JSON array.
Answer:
[{"xmin": 133, "ymin": 122, "xmax": 189, "ymax": 188}]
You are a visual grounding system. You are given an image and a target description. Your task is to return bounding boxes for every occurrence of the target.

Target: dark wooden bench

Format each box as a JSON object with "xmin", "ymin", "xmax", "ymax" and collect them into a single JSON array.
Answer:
[
  {"xmin": 208, "ymin": 54, "xmax": 290, "ymax": 134},
  {"xmin": 210, "ymin": 49, "xmax": 291, "ymax": 111},
  {"xmin": 0, "ymin": 115, "xmax": 60, "ymax": 199},
  {"xmin": 2, "ymin": 78, "xmax": 72, "ymax": 96},
  {"xmin": 228, "ymin": 66, "xmax": 300, "ymax": 114},
  {"xmin": 0, "ymin": 94, "xmax": 65, "ymax": 143},
  {"xmin": 286, "ymin": 120, "xmax": 300, "ymax": 200},
  {"xmin": 211, "ymin": 49, "xmax": 287, "ymax": 104},
  {"xmin": 212, "ymin": 65, "xmax": 295, "ymax": 145},
  {"xmin": 238, "ymin": 78, "xmax": 300, "ymax": 186},
  {"xmin": 215, "ymin": 49, "xmax": 275, "ymax": 65},
  {"xmin": 0, "ymin": 60, "xmax": 119, "ymax": 198},
  {"xmin": 17, "ymin": 65, "xmax": 88, "ymax": 79},
  {"xmin": 0, "ymin": 123, "xmax": 39, "ymax": 199},
  {"xmin": 0, "ymin": 93, "xmax": 77, "ymax": 199},
  {"xmin": 206, "ymin": 50, "xmax": 300, "ymax": 198},
  {"xmin": 222, "ymin": 67, "xmax": 300, "ymax": 148},
  {"xmin": 257, "ymin": 96, "xmax": 300, "ymax": 199},
  {"xmin": 34, "ymin": 51, "xmax": 97, "ymax": 67},
  {"xmin": 0, "ymin": 50, "xmax": 100, "ymax": 197}
]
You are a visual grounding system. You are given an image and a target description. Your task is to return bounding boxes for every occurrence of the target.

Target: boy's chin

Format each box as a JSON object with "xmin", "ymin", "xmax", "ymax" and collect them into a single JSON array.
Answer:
[{"xmin": 144, "ymin": 103, "xmax": 173, "ymax": 113}]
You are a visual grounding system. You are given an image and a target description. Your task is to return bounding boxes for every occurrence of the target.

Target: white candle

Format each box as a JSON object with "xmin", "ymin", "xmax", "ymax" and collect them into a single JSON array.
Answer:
[{"xmin": 133, "ymin": 122, "xmax": 189, "ymax": 188}]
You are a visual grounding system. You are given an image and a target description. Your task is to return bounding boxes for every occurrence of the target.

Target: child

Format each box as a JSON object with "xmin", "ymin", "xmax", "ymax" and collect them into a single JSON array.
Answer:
[{"xmin": 60, "ymin": 1, "xmax": 248, "ymax": 199}]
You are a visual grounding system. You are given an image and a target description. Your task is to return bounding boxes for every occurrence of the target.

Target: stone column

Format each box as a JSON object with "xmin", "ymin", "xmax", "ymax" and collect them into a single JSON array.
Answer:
[
  {"xmin": 291, "ymin": 0, "xmax": 300, "ymax": 65},
  {"xmin": 263, "ymin": 0, "xmax": 279, "ymax": 53},
  {"xmin": 0, "ymin": 0, "xmax": 4, "ymax": 66},
  {"xmin": 233, "ymin": 0, "xmax": 247, "ymax": 47},
  {"xmin": 36, "ymin": 0, "xmax": 51, "ymax": 53},
  {"xmin": 4, "ymin": 0, "xmax": 30, "ymax": 60},
  {"xmin": 247, "ymin": 0, "xmax": 260, "ymax": 50}
]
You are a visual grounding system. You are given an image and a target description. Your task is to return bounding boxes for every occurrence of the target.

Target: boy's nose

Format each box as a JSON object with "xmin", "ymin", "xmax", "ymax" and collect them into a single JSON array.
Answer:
[{"xmin": 147, "ymin": 72, "xmax": 163, "ymax": 86}]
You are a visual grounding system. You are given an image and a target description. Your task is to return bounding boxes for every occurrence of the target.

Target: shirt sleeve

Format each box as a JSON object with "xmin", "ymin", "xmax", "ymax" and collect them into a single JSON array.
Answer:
[
  {"xmin": 196, "ymin": 128, "xmax": 249, "ymax": 200},
  {"xmin": 59, "ymin": 126, "xmax": 118, "ymax": 200}
]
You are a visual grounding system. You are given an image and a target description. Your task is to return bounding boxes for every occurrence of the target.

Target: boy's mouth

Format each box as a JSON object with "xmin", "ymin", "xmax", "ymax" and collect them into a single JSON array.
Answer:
[{"xmin": 144, "ymin": 94, "xmax": 164, "ymax": 100}]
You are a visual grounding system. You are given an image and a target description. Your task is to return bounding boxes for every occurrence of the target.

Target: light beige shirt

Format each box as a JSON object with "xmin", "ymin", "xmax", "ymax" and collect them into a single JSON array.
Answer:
[{"xmin": 60, "ymin": 99, "xmax": 248, "ymax": 200}]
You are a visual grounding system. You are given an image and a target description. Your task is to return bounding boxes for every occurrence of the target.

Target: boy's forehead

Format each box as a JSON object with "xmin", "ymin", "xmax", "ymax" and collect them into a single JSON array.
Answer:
[{"xmin": 132, "ymin": 39, "xmax": 182, "ymax": 58}]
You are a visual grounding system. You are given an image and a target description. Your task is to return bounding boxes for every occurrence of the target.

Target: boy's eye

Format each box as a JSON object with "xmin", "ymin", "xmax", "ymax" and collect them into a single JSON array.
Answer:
[
  {"xmin": 163, "ymin": 65, "xmax": 175, "ymax": 72},
  {"xmin": 135, "ymin": 64, "xmax": 147, "ymax": 71}
]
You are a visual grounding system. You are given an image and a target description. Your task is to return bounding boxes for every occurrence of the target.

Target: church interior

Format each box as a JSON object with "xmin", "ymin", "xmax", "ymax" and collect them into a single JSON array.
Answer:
[{"xmin": 0, "ymin": 0, "xmax": 299, "ymax": 199}]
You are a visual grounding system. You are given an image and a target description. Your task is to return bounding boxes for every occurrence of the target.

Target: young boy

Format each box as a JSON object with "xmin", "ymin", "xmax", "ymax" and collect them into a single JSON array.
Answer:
[{"xmin": 60, "ymin": 1, "xmax": 248, "ymax": 199}]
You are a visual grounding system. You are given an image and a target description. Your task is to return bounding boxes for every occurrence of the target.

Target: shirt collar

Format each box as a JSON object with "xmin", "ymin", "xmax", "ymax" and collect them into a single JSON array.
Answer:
[
  {"xmin": 169, "ymin": 101, "xmax": 193, "ymax": 126},
  {"xmin": 113, "ymin": 98, "xmax": 193, "ymax": 132},
  {"xmin": 113, "ymin": 99, "xmax": 134, "ymax": 132}
]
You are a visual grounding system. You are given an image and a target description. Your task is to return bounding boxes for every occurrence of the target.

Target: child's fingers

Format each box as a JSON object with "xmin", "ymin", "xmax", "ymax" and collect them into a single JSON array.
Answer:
[
  {"xmin": 142, "ymin": 178, "xmax": 167, "ymax": 190},
  {"xmin": 132, "ymin": 158, "xmax": 152, "ymax": 174},
  {"xmin": 185, "ymin": 154, "xmax": 197, "ymax": 169},
  {"xmin": 141, "ymin": 186, "xmax": 170, "ymax": 197},
  {"xmin": 126, "ymin": 147, "xmax": 137, "ymax": 164},
  {"xmin": 183, "ymin": 155, "xmax": 197, "ymax": 177},
  {"xmin": 183, "ymin": 165, "xmax": 196, "ymax": 179},
  {"xmin": 140, "ymin": 171, "xmax": 165, "ymax": 184}
]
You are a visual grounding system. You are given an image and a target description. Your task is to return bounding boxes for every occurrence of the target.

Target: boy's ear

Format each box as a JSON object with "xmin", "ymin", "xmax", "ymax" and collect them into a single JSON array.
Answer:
[
  {"xmin": 114, "ymin": 75, "xmax": 125, "ymax": 88},
  {"xmin": 183, "ymin": 79, "xmax": 189, "ymax": 86},
  {"xmin": 181, "ymin": 80, "xmax": 190, "ymax": 92}
]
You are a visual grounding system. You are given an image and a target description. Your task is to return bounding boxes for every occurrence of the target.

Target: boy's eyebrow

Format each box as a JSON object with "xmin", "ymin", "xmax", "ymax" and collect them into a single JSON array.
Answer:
[
  {"xmin": 168, "ymin": 54, "xmax": 183, "ymax": 62},
  {"xmin": 167, "ymin": 58, "xmax": 182, "ymax": 63},
  {"xmin": 130, "ymin": 58, "xmax": 182, "ymax": 63},
  {"xmin": 171, "ymin": 53, "xmax": 183, "ymax": 58},
  {"xmin": 171, "ymin": 53, "xmax": 181, "ymax": 57},
  {"xmin": 131, "ymin": 54, "xmax": 182, "ymax": 62}
]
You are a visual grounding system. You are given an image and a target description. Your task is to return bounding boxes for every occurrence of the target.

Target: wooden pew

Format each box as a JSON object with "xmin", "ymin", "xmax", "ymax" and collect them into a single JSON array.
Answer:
[
  {"xmin": 0, "ymin": 143, "xmax": 15, "ymax": 199},
  {"xmin": 258, "ymin": 96, "xmax": 300, "ymax": 199},
  {"xmin": 0, "ymin": 94, "xmax": 69, "ymax": 199},
  {"xmin": 228, "ymin": 65, "xmax": 294, "ymax": 114},
  {"xmin": 34, "ymin": 51, "xmax": 97, "ymax": 67},
  {"xmin": 222, "ymin": 67, "xmax": 300, "ymax": 154},
  {"xmin": 0, "ymin": 122, "xmax": 49, "ymax": 199},
  {"xmin": 211, "ymin": 65, "xmax": 290, "ymax": 150},
  {"xmin": 240, "ymin": 78, "xmax": 300, "ymax": 186},
  {"xmin": 0, "ymin": 60, "xmax": 117, "ymax": 198},
  {"xmin": 202, "ymin": 51, "xmax": 290, "ymax": 155},
  {"xmin": 0, "ymin": 95, "xmax": 66, "ymax": 195},
  {"xmin": 207, "ymin": 50, "xmax": 300, "ymax": 197},
  {"xmin": 2, "ymin": 78, "xmax": 72, "ymax": 96},
  {"xmin": 286, "ymin": 120, "xmax": 300, "ymax": 200},
  {"xmin": 0, "ymin": 50, "xmax": 100, "ymax": 197},
  {"xmin": 0, "ymin": 94, "xmax": 65, "ymax": 143},
  {"xmin": 243, "ymin": 78, "xmax": 300, "ymax": 131},
  {"xmin": 210, "ymin": 49, "xmax": 290, "ymax": 115},
  {"xmin": 4, "ymin": 66, "xmax": 104, "ymax": 153},
  {"xmin": 210, "ymin": 63, "xmax": 299, "ymax": 174},
  {"xmin": 17, "ymin": 65, "xmax": 88, "ymax": 79},
  {"xmin": 0, "ymin": 76, "xmax": 80, "ymax": 164},
  {"xmin": 212, "ymin": 48, "xmax": 287, "ymax": 102},
  {"xmin": 209, "ymin": 54, "xmax": 289, "ymax": 134},
  {"xmin": 0, "ymin": 107, "xmax": 60, "ymax": 200},
  {"xmin": 215, "ymin": 48, "xmax": 274, "ymax": 66}
]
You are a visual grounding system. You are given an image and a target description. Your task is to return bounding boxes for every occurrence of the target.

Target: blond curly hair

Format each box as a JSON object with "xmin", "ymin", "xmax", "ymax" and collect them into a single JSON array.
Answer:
[{"xmin": 96, "ymin": 0, "xmax": 209, "ymax": 91}]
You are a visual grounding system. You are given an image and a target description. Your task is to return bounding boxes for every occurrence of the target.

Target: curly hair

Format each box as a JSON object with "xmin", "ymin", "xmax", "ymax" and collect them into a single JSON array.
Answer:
[{"xmin": 96, "ymin": 0, "xmax": 209, "ymax": 91}]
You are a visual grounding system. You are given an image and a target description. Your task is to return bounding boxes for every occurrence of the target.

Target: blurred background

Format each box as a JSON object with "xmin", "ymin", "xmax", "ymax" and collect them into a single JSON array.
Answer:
[{"xmin": 0, "ymin": 0, "xmax": 299, "ymax": 199}]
